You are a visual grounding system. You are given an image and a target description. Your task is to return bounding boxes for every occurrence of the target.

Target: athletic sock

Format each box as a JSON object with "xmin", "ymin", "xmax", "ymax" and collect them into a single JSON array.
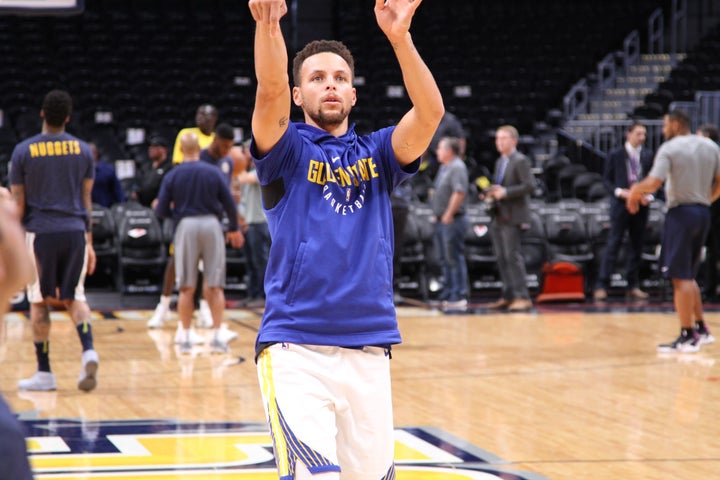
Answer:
[
  {"xmin": 77, "ymin": 322, "xmax": 94, "ymax": 351},
  {"xmin": 159, "ymin": 295, "xmax": 171, "ymax": 309},
  {"xmin": 35, "ymin": 341, "xmax": 51, "ymax": 372},
  {"xmin": 695, "ymin": 319, "xmax": 709, "ymax": 334}
]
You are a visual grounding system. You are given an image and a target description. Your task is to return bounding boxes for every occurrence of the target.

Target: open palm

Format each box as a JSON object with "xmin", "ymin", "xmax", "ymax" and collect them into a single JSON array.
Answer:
[{"xmin": 374, "ymin": 0, "xmax": 422, "ymax": 43}]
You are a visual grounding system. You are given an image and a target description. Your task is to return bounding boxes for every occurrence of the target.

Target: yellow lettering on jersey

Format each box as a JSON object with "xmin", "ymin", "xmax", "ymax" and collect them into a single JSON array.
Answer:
[
  {"xmin": 356, "ymin": 159, "xmax": 368, "ymax": 180},
  {"xmin": 335, "ymin": 166, "xmax": 351, "ymax": 187},
  {"xmin": 27, "ymin": 140, "xmax": 83, "ymax": 158},
  {"xmin": 307, "ymin": 157, "xmax": 380, "ymax": 187},
  {"xmin": 307, "ymin": 160, "xmax": 322, "ymax": 183},
  {"xmin": 366, "ymin": 157, "xmax": 379, "ymax": 178}
]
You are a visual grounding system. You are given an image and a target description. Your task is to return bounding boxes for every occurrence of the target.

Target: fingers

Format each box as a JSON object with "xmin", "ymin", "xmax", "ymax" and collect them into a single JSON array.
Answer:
[
  {"xmin": 87, "ymin": 249, "xmax": 97, "ymax": 276},
  {"xmin": 249, "ymin": 0, "xmax": 287, "ymax": 28}
]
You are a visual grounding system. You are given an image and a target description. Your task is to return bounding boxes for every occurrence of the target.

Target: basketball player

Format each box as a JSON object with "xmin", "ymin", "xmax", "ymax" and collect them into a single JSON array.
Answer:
[
  {"xmin": 628, "ymin": 110, "xmax": 720, "ymax": 352},
  {"xmin": 249, "ymin": 0, "xmax": 444, "ymax": 478},
  {"xmin": 10, "ymin": 89, "xmax": 99, "ymax": 392},
  {"xmin": 155, "ymin": 133, "xmax": 244, "ymax": 354}
]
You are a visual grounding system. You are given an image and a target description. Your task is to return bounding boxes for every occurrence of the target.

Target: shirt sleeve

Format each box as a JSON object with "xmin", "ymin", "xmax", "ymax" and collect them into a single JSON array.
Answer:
[
  {"xmin": 252, "ymin": 122, "xmax": 301, "ymax": 185},
  {"xmin": 8, "ymin": 145, "xmax": 24, "ymax": 186},
  {"xmin": 648, "ymin": 144, "xmax": 670, "ymax": 181},
  {"xmin": 154, "ymin": 171, "xmax": 174, "ymax": 219}
]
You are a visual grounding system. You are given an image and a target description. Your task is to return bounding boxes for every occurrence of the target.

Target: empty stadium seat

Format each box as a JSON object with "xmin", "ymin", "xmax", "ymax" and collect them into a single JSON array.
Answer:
[{"xmin": 115, "ymin": 202, "xmax": 166, "ymax": 293}]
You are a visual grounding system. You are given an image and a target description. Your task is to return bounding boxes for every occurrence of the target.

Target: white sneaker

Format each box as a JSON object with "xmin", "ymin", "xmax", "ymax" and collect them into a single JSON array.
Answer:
[
  {"xmin": 174, "ymin": 326, "xmax": 205, "ymax": 345},
  {"xmin": 699, "ymin": 331, "xmax": 716, "ymax": 345},
  {"xmin": 147, "ymin": 304, "xmax": 170, "ymax": 328},
  {"xmin": 215, "ymin": 325, "xmax": 238, "ymax": 344},
  {"xmin": 19, "ymin": 371, "xmax": 57, "ymax": 391},
  {"xmin": 178, "ymin": 340, "xmax": 193, "ymax": 355},
  {"xmin": 78, "ymin": 349, "xmax": 99, "ymax": 392},
  {"xmin": 210, "ymin": 337, "xmax": 229, "ymax": 354},
  {"xmin": 196, "ymin": 301, "xmax": 213, "ymax": 329}
]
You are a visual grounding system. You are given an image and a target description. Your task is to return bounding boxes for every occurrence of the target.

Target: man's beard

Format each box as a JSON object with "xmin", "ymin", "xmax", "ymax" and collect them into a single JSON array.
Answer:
[{"xmin": 306, "ymin": 105, "xmax": 349, "ymax": 130}]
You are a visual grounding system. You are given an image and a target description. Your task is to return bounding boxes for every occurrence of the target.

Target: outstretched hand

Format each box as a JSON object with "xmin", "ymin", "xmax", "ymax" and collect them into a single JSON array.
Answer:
[
  {"xmin": 626, "ymin": 187, "xmax": 641, "ymax": 214},
  {"xmin": 374, "ymin": 0, "xmax": 422, "ymax": 44},
  {"xmin": 249, "ymin": 0, "xmax": 288, "ymax": 35}
]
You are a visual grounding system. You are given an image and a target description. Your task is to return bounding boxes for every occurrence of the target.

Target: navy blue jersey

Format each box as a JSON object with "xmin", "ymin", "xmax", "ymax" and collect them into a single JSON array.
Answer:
[
  {"xmin": 91, "ymin": 161, "xmax": 125, "ymax": 207},
  {"xmin": 251, "ymin": 122, "xmax": 419, "ymax": 347},
  {"xmin": 199, "ymin": 148, "xmax": 233, "ymax": 187},
  {"xmin": 155, "ymin": 160, "xmax": 238, "ymax": 231},
  {"xmin": 9, "ymin": 132, "xmax": 94, "ymax": 233}
]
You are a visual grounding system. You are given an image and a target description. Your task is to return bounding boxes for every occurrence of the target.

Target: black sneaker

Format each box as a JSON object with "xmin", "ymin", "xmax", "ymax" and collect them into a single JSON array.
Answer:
[{"xmin": 657, "ymin": 330, "xmax": 700, "ymax": 353}]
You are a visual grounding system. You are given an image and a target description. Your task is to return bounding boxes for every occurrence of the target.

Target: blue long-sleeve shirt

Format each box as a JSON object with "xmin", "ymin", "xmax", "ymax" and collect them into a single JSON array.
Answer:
[
  {"xmin": 154, "ymin": 160, "xmax": 238, "ymax": 231},
  {"xmin": 92, "ymin": 161, "xmax": 125, "ymax": 207}
]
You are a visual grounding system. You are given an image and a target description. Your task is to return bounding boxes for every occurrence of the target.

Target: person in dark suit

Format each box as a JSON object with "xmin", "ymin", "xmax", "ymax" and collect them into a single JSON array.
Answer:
[
  {"xmin": 697, "ymin": 124, "xmax": 720, "ymax": 300},
  {"xmin": 594, "ymin": 122, "xmax": 655, "ymax": 301},
  {"xmin": 484, "ymin": 125, "xmax": 535, "ymax": 311}
]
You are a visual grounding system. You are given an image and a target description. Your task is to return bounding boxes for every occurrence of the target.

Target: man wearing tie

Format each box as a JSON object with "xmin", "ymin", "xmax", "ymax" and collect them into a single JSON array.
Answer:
[
  {"xmin": 484, "ymin": 125, "xmax": 535, "ymax": 311},
  {"xmin": 594, "ymin": 122, "xmax": 655, "ymax": 301}
]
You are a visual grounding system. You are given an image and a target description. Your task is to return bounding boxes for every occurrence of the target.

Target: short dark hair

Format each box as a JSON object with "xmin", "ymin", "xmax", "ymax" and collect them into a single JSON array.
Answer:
[
  {"xmin": 698, "ymin": 124, "xmax": 720, "ymax": 143},
  {"xmin": 292, "ymin": 40, "xmax": 355, "ymax": 86},
  {"xmin": 627, "ymin": 121, "xmax": 646, "ymax": 133},
  {"xmin": 215, "ymin": 123, "xmax": 235, "ymax": 141},
  {"xmin": 667, "ymin": 110, "xmax": 691, "ymax": 129},
  {"xmin": 148, "ymin": 135, "xmax": 168, "ymax": 147},
  {"xmin": 440, "ymin": 136, "xmax": 462, "ymax": 156},
  {"xmin": 42, "ymin": 90, "xmax": 72, "ymax": 127}
]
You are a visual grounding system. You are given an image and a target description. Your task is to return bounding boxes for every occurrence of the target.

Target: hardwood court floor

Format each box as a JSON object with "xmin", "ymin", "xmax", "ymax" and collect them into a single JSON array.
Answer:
[{"xmin": 1, "ymin": 297, "xmax": 719, "ymax": 480}]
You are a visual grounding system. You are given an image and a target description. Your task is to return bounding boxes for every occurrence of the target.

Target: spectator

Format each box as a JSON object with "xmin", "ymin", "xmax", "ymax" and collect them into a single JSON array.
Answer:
[
  {"xmin": 484, "ymin": 125, "xmax": 534, "ymax": 312},
  {"xmin": 698, "ymin": 124, "xmax": 720, "ymax": 301},
  {"xmin": 412, "ymin": 111, "xmax": 466, "ymax": 201},
  {"xmin": 171, "ymin": 104, "xmax": 218, "ymax": 164},
  {"xmin": 593, "ymin": 122, "xmax": 655, "ymax": 301},
  {"xmin": 232, "ymin": 142, "xmax": 270, "ymax": 307},
  {"xmin": 132, "ymin": 135, "xmax": 173, "ymax": 208},
  {"xmin": 90, "ymin": 142, "xmax": 125, "ymax": 208},
  {"xmin": 431, "ymin": 136, "xmax": 469, "ymax": 309}
]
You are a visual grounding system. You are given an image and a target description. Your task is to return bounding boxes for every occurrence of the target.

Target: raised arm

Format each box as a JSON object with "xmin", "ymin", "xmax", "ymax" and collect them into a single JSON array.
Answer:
[
  {"xmin": 374, "ymin": 0, "xmax": 444, "ymax": 166},
  {"xmin": 249, "ymin": 0, "xmax": 291, "ymax": 156}
]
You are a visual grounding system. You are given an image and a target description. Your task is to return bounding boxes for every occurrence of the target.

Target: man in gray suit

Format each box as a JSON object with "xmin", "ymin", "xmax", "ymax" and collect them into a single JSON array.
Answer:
[{"xmin": 483, "ymin": 125, "xmax": 535, "ymax": 311}]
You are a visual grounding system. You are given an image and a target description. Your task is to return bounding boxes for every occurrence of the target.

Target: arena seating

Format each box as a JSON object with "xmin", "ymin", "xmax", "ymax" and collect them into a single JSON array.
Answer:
[
  {"xmin": 633, "ymin": 22, "xmax": 720, "ymax": 117},
  {"xmin": 0, "ymin": 0, "xmax": 664, "ymax": 166}
]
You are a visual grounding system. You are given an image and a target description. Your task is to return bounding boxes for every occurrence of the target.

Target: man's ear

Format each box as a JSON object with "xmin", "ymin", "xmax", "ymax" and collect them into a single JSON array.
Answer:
[{"xmin": 292, "ymin": 86, "xmax": 302, "ymax": 107}]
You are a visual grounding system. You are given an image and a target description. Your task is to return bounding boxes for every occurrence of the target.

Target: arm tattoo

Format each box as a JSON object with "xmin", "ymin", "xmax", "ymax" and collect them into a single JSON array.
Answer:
[{"xmin": 398, "ymin": 141, "xmax": 412, "ymax": 152}]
